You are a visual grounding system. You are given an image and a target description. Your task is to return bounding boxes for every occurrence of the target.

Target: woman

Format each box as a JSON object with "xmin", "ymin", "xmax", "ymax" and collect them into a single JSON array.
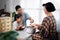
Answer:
[{"xmin": 31, "ymin": 2, "xmax": 57, "ymax": 40}]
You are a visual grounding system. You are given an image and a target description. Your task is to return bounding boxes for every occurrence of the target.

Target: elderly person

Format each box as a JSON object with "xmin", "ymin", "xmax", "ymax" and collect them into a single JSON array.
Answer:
[{"xmin": 31, "ymin": 2, "xmax": 57, "ymax": 40}]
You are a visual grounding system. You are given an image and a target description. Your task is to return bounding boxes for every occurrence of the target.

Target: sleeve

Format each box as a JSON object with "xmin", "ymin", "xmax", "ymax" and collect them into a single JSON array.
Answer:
[
  {"xmin": 13, "ymin": 22, "xmax": 17, "ymax": 31},
  {"xmin": 38, "ymin": 17, "xmax": 50, "ymax": 37},
  {"xmin": 25, "ymin": 13, "xmax": 31, "ymax": 20}
]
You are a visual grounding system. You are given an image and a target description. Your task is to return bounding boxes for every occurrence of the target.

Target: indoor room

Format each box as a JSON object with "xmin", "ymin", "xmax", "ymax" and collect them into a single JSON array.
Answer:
[{"xmin": 0, "ymin": 0, "xmax": 60, "ymax": 40}]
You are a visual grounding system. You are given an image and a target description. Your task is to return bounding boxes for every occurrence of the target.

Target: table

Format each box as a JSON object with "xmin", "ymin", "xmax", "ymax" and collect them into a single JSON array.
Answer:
[{"xmin": 17, "ymin": 27, "xmax": 34, "ymax": 40}]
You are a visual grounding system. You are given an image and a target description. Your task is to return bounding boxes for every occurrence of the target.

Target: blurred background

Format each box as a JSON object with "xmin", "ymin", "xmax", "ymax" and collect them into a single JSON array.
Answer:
[{"xmin": 0, "ymin": 0, "xmax": 60, "ymax": 39}]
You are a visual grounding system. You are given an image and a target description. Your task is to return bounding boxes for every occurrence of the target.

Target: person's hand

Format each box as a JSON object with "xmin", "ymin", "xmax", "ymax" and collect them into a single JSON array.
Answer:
[
  {"xmin": 30, "ymin": 23, "xmax": 38, "ymax": 29},
  {"xmin": 34, "ymin": 25, "xmax": 39, "ymax": 29},
  {"xmin": 19, "ymin": 24, "xmax": 23, "ymax": 28},
  {"xmin": 16, "ymin": 27, "xmax": 20, "ymax": 31},
  {"xmin": 30, "ymin": 23, "xmax": 35, "ymax": 27},
  {"xmin": 16, "ymin": 24, "xmax": 23, "ymax": 31},
  {"xmin": 30, "ymin": 19, "xmax": 34, "ymax": 23}
]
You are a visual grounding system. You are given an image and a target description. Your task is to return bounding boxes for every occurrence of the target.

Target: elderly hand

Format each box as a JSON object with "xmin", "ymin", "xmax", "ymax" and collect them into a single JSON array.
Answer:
[{"xmin": 30, "ymin": 23, "xmax": 39, "ymax": 29}]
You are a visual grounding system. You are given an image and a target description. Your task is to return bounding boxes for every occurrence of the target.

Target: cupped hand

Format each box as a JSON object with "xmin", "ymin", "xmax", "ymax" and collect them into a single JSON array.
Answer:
[{"xmin": 30, "ymin": 23, "xmax": 39, "ymax": 29}]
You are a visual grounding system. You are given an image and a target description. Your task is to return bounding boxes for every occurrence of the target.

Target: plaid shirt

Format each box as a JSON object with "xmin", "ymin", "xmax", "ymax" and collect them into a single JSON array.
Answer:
[{"xmin": 32, "ymin": 16, "xmax": 57, "ymax": 40}]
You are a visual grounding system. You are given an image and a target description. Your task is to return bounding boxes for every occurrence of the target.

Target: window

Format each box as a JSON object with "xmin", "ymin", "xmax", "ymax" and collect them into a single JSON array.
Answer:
[
  {"xmin": 20, "ymin": 0, "xmax": 60, "ymax": 32},
  {"xmin": 20, "ymin": 0, "xmax": 40, "ymax": 24}
]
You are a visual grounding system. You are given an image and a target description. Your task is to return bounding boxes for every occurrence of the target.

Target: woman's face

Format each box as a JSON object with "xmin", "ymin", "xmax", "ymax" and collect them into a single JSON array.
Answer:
[{"xmin": 43, "ymin": 6, "xmax": 48, "ymax": 14}]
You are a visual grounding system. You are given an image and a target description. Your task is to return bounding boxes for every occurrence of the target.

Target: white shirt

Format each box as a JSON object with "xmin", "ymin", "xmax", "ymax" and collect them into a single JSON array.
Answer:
[{"xmin": 13, "ymin": 21, "xmax": 20, "ymax": 30}]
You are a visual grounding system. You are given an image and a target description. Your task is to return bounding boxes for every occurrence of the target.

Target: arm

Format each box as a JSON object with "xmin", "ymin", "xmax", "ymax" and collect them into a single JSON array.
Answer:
[
  {"xmin": 25, "ymin": 13, "xmax": 34, "ymax": 23},
  {"xmin": 15, "ymin": 26, "xmax": 20, "ymax": 31},
  {"xmin": 15, "ymin": 24, "xmax": 23, "ymax": 31},
  {"xmin": 31, "ymin": 17, "xmax": 50, "ymax": 36},
  {"xmin": 13, "ymin": 22, "xmax": 19, "ymax": 31},
  {"xmin": 38, "ymin": 17, "xmax": 50, "ymax": 36},
  {"xmin": 13, "ymin": 22, "xmax": 23, "ymax": 31},
  {"xmin": 29, "ymin": 17, "xmax": 34, "ymax": 23}
]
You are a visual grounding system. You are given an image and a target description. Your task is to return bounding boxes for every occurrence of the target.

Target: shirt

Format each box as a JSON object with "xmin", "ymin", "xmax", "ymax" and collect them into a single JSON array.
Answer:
[
  {"xmin": 33, "ymin": 16, "xmax": 57, "ymax": 40},
  {"xmin": 13, "ymin": 21, "xmax": 20, "ymax": 30}
]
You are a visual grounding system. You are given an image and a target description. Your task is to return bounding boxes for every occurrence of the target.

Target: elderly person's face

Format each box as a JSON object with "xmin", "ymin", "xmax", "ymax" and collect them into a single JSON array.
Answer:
[{"xmin": 43, "ymin": 6, "xmax": 48, "ymax": 14}]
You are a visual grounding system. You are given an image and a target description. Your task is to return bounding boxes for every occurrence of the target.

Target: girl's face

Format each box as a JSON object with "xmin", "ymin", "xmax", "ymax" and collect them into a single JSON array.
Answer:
[{"xmin": 17, "ymin": 17, "xmax": 22, "ymax": 23}]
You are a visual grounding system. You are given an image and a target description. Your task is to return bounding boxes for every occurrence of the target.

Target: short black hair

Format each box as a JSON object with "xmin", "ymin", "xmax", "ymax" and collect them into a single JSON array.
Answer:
[
  {"xmin": 15, "ymin": 14, "xmax": 22, "ymax": 20},
  {"xmin": 15, "ymin": 5, "xmax": 21, "ymax": 11},
  {"xmin": 43, "ymin": 2, "xmax": 56, "ymax": 12}
]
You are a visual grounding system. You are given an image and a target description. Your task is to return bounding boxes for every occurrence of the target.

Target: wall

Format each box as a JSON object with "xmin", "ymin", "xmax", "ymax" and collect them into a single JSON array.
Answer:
[
  {"xmin": 0, "ymin": 0, "xmax": 21, "ymax": 12},
  {"xmin": 0, "ymin": 0, "xmax": 6, "ymax": 10},
  {"xmin": 0, "ymin": 0, "xmax": 12, "ymax": 12},
  {"xmin": 12, "ymin": 0, "xmax": 21, "ymax": 12}
]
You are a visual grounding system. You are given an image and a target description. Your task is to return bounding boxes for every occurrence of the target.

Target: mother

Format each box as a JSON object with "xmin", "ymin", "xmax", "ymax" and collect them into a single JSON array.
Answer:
[{"xmin": 31, "ymin": 2, "xmax": 57, "ymax": 40}]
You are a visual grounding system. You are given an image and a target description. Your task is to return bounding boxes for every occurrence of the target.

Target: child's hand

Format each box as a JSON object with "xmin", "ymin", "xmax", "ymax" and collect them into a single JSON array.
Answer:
[
  {"xmin": 16, "ymin": 24, "xmax": 23, "ymax": 31},
  {"xmin": 19, "ymin": 24, "xmax": 23, "ymax": 28},
  {"xmin": 15, "ymin": 27, "xmax": 20, "ymax": 31}
]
